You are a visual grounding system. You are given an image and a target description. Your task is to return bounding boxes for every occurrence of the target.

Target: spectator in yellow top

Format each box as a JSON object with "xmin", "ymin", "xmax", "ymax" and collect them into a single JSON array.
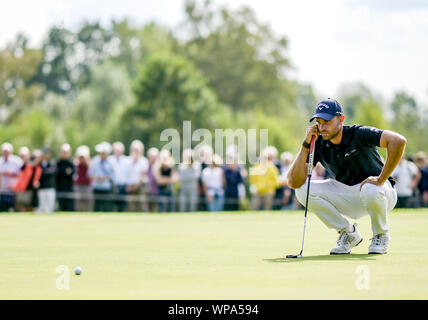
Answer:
[{"xmin": 249, "ymin": 148, "xmax": 280, "ymax": 211}]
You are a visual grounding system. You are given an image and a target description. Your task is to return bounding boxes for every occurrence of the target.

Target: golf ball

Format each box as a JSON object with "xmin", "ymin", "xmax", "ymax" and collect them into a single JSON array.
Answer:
[{"xmin": 74, "ymin": 266, "xmax": 82, "ymax": 275}]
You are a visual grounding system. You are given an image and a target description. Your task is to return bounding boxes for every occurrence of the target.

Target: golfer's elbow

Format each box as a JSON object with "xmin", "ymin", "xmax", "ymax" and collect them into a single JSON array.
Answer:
[
  {"xmin": 287, "ymin": 172, "xmax": 304, "ymax": 190},
  {"xmin": 288, "ymin": 181, "xmax": 304, "ymax": 190},
  {"xmin": 391, "ymin": 133, "xmax": 407, "ymax": 149},
  {"xmin": 390, "ymin": 136, "xmax": 407, "ymax": 159},
  {"xmin": 382, "ymin": 130, "xmax": 407, "ymax": 151},
  {"xmin": 398, "ymin": 136, "xmax": 407, "ymax": 149}
]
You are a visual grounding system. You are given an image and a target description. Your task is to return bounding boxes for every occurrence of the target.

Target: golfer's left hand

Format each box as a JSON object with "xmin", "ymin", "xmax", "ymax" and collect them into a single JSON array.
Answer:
[{"xmin": 360, "ymin": 176, "xmax": 385, "ymax": 191}]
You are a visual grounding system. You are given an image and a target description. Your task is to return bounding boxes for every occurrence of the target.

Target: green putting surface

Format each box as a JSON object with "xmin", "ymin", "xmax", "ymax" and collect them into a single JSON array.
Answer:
[{"xmin": 0, "ymin": 209, "xmax": 427, "ymax": 299}]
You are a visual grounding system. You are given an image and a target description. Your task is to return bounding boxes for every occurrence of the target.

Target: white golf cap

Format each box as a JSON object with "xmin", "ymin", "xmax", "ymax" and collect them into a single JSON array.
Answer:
[
  {"xmin": 95, "ymin": 142, "xmax": 112, "ymax": 154},
  {"xmin": 226, "ymin": 144, "xmax": 238, "ymax": 159},
  {"xmin": 19, "ymin": 146, "xmax": 30, "ymax": 156},
  {"xmin": 76, "ymin": 145, "xmax": 90, "ymax": 158},
  {"xmin": 1, "ymin": 142, "xmax": 13, "ymax": 152}
]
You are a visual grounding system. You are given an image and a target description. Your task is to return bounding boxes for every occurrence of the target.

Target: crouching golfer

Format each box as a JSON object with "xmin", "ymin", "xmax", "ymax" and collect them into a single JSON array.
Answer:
[{"xmin": 287, "ymin": 98, "xmax": 406, "ymax": 254}]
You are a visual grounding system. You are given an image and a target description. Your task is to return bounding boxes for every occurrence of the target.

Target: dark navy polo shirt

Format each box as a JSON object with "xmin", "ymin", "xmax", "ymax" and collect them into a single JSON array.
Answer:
[{"xmin": 311, "ymin": 125, "xmax": 395, "ymax": 187}]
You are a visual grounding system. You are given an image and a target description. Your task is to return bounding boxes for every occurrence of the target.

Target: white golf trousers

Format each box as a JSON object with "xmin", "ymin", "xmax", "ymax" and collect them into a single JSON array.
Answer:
[
  {"xmin": 37, "ymin": 188, "xmax": 56, "ymax": 213},
  {"xmin": 295, "ymin": 179, "xmax": 397, "ymax": 236}
]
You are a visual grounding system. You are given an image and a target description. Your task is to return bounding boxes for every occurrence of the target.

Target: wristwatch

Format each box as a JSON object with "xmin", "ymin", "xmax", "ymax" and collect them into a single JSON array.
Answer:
[{"xmin": 302, "ymin": 140, "xmax": 311, "ymax": 149}]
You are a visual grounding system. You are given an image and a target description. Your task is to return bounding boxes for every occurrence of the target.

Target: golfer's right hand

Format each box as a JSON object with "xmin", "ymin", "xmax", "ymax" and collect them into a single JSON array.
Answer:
[{"xmin": 304, "ymin": 124, "xmax": 320, "ymax": 144}]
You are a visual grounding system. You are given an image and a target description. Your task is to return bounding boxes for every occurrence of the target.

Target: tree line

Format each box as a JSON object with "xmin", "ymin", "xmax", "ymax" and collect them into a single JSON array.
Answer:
[{"xmin": 1, "ymin": 0, "xmax": 427, "ymax": 157}]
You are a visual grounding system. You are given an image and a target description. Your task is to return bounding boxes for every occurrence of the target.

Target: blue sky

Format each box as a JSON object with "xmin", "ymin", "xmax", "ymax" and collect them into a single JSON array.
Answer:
[{"xmin": 1, "ymin": 0, "xmax": 428, "ymax": 104}]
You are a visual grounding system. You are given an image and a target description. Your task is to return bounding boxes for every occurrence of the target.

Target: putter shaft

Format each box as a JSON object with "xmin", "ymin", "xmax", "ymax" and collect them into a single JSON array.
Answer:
[{"xmin": 287, "ymin": 135, "xmax": 316, "ymax": 259}]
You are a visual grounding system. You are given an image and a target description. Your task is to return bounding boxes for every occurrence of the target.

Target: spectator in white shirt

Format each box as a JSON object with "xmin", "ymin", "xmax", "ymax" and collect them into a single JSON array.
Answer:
[
  {"xmin": 392, "ymin": 158, "xmax": 421, "ymax": 208},
  {"xmin": 0, "ymin": 142, "xmax": 23, "ymax": 212},
  {"xmin": 89, "ymin": 142, "xmax": 115, "ymax": 212},
  {"xmin": 178, "ymin": 149, "xmax": 200, "ymax": 212},
  {"xmin": 127, "ymin": 140, "xmax": 149, "ymax": 212},
  {"xmin": 108, "ymin": 142, "xmax": 131, "ymax": 212},
  {"xmin": 202, "ymin": 154, "xmax": 225, "ymax": 212}
]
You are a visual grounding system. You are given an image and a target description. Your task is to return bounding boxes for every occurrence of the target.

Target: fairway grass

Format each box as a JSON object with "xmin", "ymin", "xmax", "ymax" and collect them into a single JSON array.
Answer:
[{"xmin": 1, "ymin": 209, "xmax": 427, "ymax": 299}]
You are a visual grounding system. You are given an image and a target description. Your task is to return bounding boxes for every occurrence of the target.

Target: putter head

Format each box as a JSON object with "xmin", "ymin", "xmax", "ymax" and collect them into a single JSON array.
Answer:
[{"xmin": 286, "ymin": 254, "xmax": 303, "ymax": 259}]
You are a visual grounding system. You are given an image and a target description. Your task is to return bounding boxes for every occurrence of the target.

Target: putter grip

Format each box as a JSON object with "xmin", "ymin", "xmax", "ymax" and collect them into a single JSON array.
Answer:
[{"xmin": 307, "ymin": 135, "xmax": 316, "ymax": 176}]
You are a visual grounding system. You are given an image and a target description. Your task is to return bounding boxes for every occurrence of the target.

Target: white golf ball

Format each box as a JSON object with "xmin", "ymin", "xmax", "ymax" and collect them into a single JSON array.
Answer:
[{"xmin": 74, "ymin": 266, "xmax": 82, "ymax": 275}]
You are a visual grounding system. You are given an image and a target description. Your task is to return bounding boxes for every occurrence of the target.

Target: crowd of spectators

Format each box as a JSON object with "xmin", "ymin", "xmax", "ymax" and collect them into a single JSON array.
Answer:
[{"xmin": 0, "ymin": 141, "xmax": 427, "ymax": 213}]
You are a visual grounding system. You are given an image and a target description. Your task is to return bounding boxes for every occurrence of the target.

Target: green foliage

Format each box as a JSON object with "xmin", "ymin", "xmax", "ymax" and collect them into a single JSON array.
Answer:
[
  {"xmin": 111, "ymin": 20, "xmax": 177, "ymax": 78},
  {"xmin": 0, "ymin": 48, "xmax": 45, "ymax": 123},
  {"xmin": 181, "ymin": 0, "xmax": 294, "ymax": 112},
  {"xmin": 294, "ymin": 82, "xmax": 318, "ymax": 118},
  {"xmin": 120, "ymin": 53, "xmax": 227, "ymax": 148},
  {"xmin": 72, "ymin": 60, "xmax": 133, "ymax": 121},
  {"xmin": 233, "ymin": 108, "xmax": 306, "ymax": 155},
  {"xmin": 65, "ymin": 60, "xmax": 133, "ymax": 149},
  {"xmin": 34, "ymin": 22, "xmax": 114, "ymax": 95},
  {"xmin": 390, "ymin": 91, "xmax": 427, "ymax": 153},
  {"xmin": 0, "ymin": 108, "xmax": 54, "ymax": 149},
  {"xmin": 353, "ymin": 99, "xmax": 389, "ymax": 129},
  {"xmin": 337, "ymin": 82, "xmax": 378, "ymax": 120}
]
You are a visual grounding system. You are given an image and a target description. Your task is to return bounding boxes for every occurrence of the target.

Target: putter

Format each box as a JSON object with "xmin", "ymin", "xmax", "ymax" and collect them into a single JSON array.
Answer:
[{"xmin": 286, "ymin": 135, "xmax": 316, "ymax": 259}]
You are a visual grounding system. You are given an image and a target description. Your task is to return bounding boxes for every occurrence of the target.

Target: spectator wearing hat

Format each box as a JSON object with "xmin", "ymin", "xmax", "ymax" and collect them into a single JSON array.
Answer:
[
  {"xmin": 146, "ymin": 147, "xmax": 160, "ymax": 212},
  {"xmin": 73, "ymin": 145, "xmax": 92, "ymax": 212},
  {"xmin": 415, "ymin": 151, "xmax": 428, "ymax": 207},
  {"xmin": 178, "ymin": 149, "xmax": 200, "ymax": 212},
  {"xmin": 0, "ymin": 143, "xmax": 23, "ymax": 211},
  {"xmin": 89, "ymin": 142, "xmax": 115, "ymax": 212},
  {"xmin": 37, "ymin": 147, "xmax": 57, "ymax": 213},
  {"xmin": 127, "ymin": 140, "xmax": 149, "ymax": 212},
  {"xmin": 108, "ymin": 142, "xmax": 131, "ymax": 212},
  {"xmin": 202, "ymin": 154, "xmax": 225, "ymax": 212},
  {"xmin": 56, "ymin": 144, "xmax": 75, "ymax": 211},
  {"xmin": 154, "ymin": 150, "xmax": 179, "ymax": 212}
]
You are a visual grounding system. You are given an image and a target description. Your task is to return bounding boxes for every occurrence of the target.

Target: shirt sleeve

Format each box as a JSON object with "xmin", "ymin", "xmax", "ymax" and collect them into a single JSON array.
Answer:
[
  {"xmin": 109, "ymin": 163, "xmax": 116, "ymax": 180},
  {"xmin": 88, "ymin": 161, "xmax": 96, "ymax": 177},
  {"xmin": 356, "ymin": 126, "xmax": 384, "ymax": 147}
]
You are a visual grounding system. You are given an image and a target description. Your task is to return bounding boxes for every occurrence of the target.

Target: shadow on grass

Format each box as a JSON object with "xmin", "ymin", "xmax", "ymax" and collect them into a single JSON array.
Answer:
[{"xmin": 264, "ymin": 254, "xmax": 377, "ymax": 263}]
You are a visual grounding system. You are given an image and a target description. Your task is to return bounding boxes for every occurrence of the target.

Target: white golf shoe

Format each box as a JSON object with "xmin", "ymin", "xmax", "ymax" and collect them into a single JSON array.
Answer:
[
  {"xmin": 330, "ymin": 223, "xmax": 363, "ymax": 255},
  {"xmin": 368, "ymin": 233, "xmax": 390, "ymax": 254}
]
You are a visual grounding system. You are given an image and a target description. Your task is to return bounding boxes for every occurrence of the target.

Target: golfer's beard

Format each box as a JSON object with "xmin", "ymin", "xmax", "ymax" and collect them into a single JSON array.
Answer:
[{"xmin": 323, "ymin": 126, "xmax": 341, "ymax": 141}]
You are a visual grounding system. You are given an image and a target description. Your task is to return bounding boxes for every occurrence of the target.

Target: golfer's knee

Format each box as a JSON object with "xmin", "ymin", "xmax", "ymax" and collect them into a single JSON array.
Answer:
[{"xmin": 295, "ymin": 183, "xmax": 308, "ymax": 205}]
